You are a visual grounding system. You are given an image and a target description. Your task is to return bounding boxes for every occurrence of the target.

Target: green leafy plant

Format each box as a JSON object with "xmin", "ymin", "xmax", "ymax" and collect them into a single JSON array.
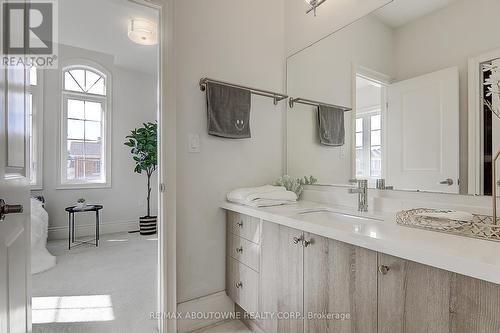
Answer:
[
  {"xmin": 275, "ymin": 175, "xmax": 318, "ymax": 197},
  {"xmin": 124, "ymin": 122, "xmax": 158, "ymax": 217}
]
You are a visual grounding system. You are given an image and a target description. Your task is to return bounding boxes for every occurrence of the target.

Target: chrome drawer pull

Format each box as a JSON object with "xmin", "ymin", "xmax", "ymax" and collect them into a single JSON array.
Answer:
[
  {"xmin": 378, "ymin": 265, "xmax": 390, "ymax": 275},
  {"xmin": 236, "ymin": 221, "xmax": 243, "ymax": 228},
  {"xmin": 235, "ymin": 281, "xmax": 243, "ymax": 289},
  {"xmin": 236, "ymin": 246, "xmax": 243, "ymax": 254}
]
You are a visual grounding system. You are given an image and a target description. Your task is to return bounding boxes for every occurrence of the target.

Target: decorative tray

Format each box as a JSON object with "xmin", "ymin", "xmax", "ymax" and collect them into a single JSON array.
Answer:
[{"xmin": 396, "ymin": 208, "xmax": 500, "ymax": 243}]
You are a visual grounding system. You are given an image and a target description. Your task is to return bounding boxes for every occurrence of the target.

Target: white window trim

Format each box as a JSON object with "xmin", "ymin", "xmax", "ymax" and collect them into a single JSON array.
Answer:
[
  {"xmin": 351, "ymin": 65, "xmax": 391, "ymax": 181},
  {"xmin": 57, "ymin": 60, "xmax": 112, "ymax": 190},
  {"xmin": 356, "ymin": 108, "xmax": 382, "ymax": 180},
  {"xmin": 27, "ymin": 68, "xmax": 44, "ymax": 190}
]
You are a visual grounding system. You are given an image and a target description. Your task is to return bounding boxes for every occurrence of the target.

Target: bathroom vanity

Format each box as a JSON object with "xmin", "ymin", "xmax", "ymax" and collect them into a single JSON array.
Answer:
[
  {"xmin": 222, "ymin": 0, "xmax": 500, "ymax": 331},
  {"xmin": 223, "ymin": 201, "xmax": 500, "ymax": 333}
]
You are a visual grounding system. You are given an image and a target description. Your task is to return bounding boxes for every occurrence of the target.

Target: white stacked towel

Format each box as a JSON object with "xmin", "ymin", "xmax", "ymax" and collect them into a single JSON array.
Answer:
[{"xmin": 227, "ymin": 185, "xmax": 297, "ymax": 207}]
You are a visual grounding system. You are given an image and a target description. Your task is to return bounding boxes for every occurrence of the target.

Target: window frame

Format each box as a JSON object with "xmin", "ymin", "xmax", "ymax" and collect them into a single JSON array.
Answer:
[
  {"xmin": 27, "ymin": 67, "xmax": 44, "ymax": 190},
  {"xmin": 355, "ymin": 108, "xmax": 383, "ymax": 180},
  {"xmin": 58, "ymin": 61, "xmax": 112, "ymax": 189}
]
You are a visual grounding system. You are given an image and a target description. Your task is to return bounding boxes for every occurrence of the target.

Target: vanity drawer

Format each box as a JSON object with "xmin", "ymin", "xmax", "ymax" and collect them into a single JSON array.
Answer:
[
  {"xmin": 228, "ymin": 234, "xmax": 260, "ymax": 272},
  {"xmin": 227, "ymin": 257, "xmax": 259, "ymax": 314},
  {"xmin": 227, "ymin": 211, "xmax": 260, "ymax": 244}
]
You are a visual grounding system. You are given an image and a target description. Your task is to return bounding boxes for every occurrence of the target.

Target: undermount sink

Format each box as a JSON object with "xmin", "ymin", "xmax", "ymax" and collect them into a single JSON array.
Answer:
[{"xmin": 298, "ymin": 208, "xmax": 383, "ymax": 223}]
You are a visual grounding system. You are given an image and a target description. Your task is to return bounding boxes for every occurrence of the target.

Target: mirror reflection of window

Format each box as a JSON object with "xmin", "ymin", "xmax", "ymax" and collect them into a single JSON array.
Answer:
[{"xmin": 355, "ymin": 75, "xmax": 385, "ymax": 180}]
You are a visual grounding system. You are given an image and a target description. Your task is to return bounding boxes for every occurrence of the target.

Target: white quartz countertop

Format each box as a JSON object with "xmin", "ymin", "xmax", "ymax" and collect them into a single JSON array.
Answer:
[{"xmin": 221, "ymin": 200, "xmax": 500, "ymax": 285}]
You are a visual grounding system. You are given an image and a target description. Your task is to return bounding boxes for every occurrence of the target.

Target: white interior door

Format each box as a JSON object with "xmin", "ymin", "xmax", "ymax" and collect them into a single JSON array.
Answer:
[
  {"xmin": 386, "ymin": 67, "xmax": 459, "ymax": 193},
  {"xmin": 0, "ymin": 65, "xmax": 31, "ymax": 332}
]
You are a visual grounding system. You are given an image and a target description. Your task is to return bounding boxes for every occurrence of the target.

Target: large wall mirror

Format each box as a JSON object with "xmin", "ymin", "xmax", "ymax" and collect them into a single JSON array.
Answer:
[{"xmin": 287, "ymin": 0, "xmax": 500, "ymax": 196}]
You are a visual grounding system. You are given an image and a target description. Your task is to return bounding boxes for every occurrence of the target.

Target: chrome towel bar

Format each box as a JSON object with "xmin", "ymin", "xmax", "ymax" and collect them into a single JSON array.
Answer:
[
  {"xmin": 289, "ymin": 97, "xmax": 352, "ymax": 111},
  {"xmin": 199, "ymin": 77, "xmax": 288, "ymax": 105}
]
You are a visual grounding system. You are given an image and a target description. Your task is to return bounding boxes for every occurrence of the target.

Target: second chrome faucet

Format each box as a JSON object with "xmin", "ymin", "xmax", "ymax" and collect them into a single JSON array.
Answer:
[{"xmin": 348, "ymin": 179, "xmax": 368, "ymax": 212}]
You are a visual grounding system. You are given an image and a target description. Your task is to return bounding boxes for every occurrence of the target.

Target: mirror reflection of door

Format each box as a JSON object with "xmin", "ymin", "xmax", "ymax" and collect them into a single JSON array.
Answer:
[
  {"xmin": 386, "ymin": 67, "xmax": 460, "ymax": 194},
  {"xmin": 355, "ymin": 68, "xmax": 460, "ymax": 194}
]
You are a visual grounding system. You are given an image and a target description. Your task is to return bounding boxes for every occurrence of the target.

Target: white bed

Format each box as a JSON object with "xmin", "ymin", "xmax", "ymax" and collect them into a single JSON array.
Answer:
[{"xmin": 31, "ymin": 198, "xmax": 56, "ymax": 274}]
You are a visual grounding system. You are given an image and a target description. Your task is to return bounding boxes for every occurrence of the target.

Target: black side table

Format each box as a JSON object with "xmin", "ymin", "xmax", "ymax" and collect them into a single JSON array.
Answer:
[{"xmin": 65, "ymin": 205, "xmax": 103, "ymax": 250}]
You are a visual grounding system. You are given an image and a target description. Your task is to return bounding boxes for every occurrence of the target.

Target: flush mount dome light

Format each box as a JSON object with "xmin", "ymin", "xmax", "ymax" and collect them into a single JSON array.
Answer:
[
  {"xmin": 305, "ymin": 0, "xmax": 326, "ymax": 16},
  {"xmin": 128, "ymin": 18, "xmax": 158, "ymax": 46}
]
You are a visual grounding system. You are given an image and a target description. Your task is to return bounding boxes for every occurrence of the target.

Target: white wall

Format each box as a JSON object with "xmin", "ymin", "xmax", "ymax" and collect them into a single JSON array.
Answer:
[
  {"xmin": 33, "ymin": 44, "xmax": 158, "ymax": 238},
  {"xmin": 287, "ymin": 15, "xmax": 394, "ymax": 184},
  {"xmin": 174, "ymin": 0, "xmax": 286, "ymax": 303},
  {"xmin": 285, "ymin": 0, "xmax": 391, "ymax": 56},
  {"xmin": 393, "ymin": 0, "xmax": 500, "ymax": 194}
]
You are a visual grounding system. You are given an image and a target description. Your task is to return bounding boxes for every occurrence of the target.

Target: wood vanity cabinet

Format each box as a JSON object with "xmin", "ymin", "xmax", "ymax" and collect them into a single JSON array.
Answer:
[
  {"xmin": 226, "ymin": 211, "xmax": 500, "ymax": 333},
  {"xmin": 259, "ymin": 222, "xmax": 304, "ymax": 333},
  {"xmin": 226, "ymin": 211, "xmax": 261, "ymax": 314},
  {"xmin": 303, "ymin": 232, "xmax": 378, "ymax": 333},
  {"xmin": 378, "ymin": 253, "xmax": 500, "ymax": 333},
  {"xmin": 377, "ymin": 253, "xmax": 453, "ymax": 333}
]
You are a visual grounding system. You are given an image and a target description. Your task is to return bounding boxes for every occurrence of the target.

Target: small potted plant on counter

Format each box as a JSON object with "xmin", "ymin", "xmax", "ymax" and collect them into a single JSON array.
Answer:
[
  {"xmin": 124, "ymin": 122, "xmax": 158, "ymax": 235},
  {"xmin": 275, "ymin": 175, "xmax": 318, "ymax": 198}
]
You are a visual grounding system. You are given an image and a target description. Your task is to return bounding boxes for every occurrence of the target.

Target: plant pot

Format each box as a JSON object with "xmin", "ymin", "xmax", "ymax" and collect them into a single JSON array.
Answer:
[
  {"xmin": 139, "ymin": 216, "xmax": 157, "ymax": 235},
  {"xmin": 76, "ymin": 202, "xmax": 86, "ymax": 210}
]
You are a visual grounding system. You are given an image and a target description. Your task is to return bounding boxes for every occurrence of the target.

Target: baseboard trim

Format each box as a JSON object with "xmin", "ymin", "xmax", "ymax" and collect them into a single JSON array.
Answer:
[
  {"xmin": 177, "ymin": 291, "xmax": 234, "ymax": 333},
  {"xmin": 48, "ymin": 220, "xmax": 139, "ymax": 240}
]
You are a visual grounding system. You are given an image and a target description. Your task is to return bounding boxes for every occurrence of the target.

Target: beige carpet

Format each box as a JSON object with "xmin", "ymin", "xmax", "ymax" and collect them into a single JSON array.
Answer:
[{"xmin": 32, "ymin": 232, "xmax": 158, "ymax": 333}]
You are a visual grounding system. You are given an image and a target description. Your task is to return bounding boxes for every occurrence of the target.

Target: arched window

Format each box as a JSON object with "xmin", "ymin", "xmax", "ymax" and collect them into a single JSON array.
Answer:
[{"xmin": 60, "ymin": 64, "xmax": 111, "ymax": 187}]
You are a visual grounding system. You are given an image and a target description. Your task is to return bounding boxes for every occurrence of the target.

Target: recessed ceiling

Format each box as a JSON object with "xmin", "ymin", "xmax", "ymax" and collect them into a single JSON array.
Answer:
[
  {"xmin": 59, "ymin": 0, "xmax": 158, "ymax": 75},
  {"xmin": 375, "ymin": 0, "xmax": 457, "ymax": 28}
]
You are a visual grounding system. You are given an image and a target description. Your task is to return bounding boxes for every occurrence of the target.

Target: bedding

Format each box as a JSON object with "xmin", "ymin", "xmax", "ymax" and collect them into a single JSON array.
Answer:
[{"xmin": 31, "ymin": 198, "xmax": 56, "ymax": 274}]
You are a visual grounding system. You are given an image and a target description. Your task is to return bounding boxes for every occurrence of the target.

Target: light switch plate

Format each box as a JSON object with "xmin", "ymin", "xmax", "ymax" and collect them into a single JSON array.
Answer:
[{"xmin": 188, "ymin": 134, "xmax": 200, "ymax": 153}]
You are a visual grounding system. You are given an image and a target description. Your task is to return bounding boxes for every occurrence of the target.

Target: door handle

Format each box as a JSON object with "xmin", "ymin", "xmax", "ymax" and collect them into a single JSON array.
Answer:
[
  {"xmin": 439, "ymin": 178, "xmax": 454, "ymax": 186},
  {"xmin": 0, "ymin": 199, "xmax": 24, "ymax": 221}
]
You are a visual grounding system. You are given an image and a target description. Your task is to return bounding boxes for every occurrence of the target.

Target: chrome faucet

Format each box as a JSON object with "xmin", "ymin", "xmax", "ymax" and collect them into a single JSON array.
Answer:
[{"xmin": 348, "ymin": 179, "xmax": 368, "ymax": 212}]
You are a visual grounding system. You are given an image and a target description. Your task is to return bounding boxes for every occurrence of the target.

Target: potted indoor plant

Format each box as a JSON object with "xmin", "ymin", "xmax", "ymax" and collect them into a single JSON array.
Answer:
[{"xmin": 124, "ymin": 122, "xmax": 158, "ymax": 235}]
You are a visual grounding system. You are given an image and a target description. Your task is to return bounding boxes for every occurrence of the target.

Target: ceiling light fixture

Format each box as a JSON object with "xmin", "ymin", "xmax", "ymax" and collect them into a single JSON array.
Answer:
[
  {"xmin": 305, "ymin": 0, "xmax": 326, "ymax": 16},
  {"xmin": 128, "ymin": 18, "xmax": 158, "ymax": 46}
]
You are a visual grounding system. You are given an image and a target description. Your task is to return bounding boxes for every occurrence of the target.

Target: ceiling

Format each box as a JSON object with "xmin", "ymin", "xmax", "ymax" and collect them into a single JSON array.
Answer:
[
  {"xmin": 59, "ymin": 0, "xmax": 159, "ymax": 75},
  {"xmin": 375, "ymin": 0, "xmax": 457, "ymax": 28}
]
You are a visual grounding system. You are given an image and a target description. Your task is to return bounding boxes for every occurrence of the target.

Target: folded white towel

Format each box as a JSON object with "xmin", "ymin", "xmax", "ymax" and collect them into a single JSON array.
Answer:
[
  {"xmin": 227, "ymin": 185, "xmax": 297, "ymax": 207},
  {"xmin": 227, "ymin": 185, "xmax": 285, "ymax": 202},
  {"xmin": 417, "ymin": 210, "xmax": 474, "ymax": 222},
  {"xmin": 231, "ymin": 198, "xmax": 297, "ymax": 208}
]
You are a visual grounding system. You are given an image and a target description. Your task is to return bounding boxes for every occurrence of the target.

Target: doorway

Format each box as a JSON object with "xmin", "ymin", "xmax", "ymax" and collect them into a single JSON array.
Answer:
[
  {"xmin": 354, "ymin": 73, "xmax": 387, "ymax": 185},
  {"xmin": 27, "ymin": 0, "xmax": 162, "ymax": 332}
]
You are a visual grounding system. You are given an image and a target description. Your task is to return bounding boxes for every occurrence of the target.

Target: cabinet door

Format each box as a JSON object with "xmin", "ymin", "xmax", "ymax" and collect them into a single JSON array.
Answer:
[
  {"xmin": 377, "ymin": 254, "xmax": 452, "ymax": 333},
  {"xmin": 451, "ymin": 274, "xmax": 500, "ymax": 332},
  {"xmin": 303, "ymin": 234, "xmax": 377, "ymax": 333},
  {"xmin": 259, "ymin": 221, "xmax": 304, "ymax": 333}
]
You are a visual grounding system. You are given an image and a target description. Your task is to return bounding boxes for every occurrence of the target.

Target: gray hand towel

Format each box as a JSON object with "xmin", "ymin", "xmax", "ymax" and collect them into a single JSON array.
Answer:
[
  {"xmin": 318, "ymin": 105, "xmax": 345, "ymax": 146},
  {"xmin": 207, "ymin": 82, "xmax": 251, "ymax": 139}
]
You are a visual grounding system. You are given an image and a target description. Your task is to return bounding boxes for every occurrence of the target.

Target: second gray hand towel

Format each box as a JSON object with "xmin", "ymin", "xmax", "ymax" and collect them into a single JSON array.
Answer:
[
  {"xmin": 207, "ymin": 82, "xmax": 251, "ymax": 139},
  {"xmin": 318, "ymin": 105, "xmax": 345, "ymax": 146}
]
